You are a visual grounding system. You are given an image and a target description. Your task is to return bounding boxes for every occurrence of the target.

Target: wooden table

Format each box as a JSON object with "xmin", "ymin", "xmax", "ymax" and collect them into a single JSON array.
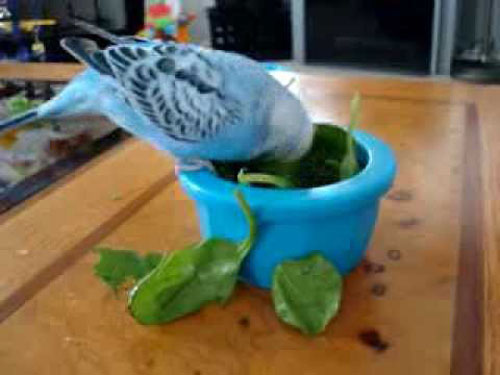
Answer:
[{"xmin": 0, "ymin": 63, "xmax": 499, "ymax": 375}]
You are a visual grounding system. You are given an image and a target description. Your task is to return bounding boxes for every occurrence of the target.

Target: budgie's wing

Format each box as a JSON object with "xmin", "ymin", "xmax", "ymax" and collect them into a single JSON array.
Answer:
[{"xmin": 99, "ymin": 43, "xmax": 240, "ymax": 143}]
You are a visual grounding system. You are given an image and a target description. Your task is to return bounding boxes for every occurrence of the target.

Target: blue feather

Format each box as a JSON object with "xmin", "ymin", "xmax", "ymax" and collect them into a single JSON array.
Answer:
[{"xmin": 0, "ymin": 35, "xmax": 313, "ymax": 163}]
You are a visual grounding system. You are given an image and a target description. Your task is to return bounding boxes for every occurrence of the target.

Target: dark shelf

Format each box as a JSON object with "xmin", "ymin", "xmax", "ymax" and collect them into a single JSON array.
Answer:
[
  {"xmin": 452, "ymin": 60, "xmax": 500, "ymax": 84},
  {"xmin": 208, "ymin": 2, "xmax": 292, "ymax": 61},
  {"xmin": 305, "ymin": 0, "xmax": 434, "ymax": 73}
]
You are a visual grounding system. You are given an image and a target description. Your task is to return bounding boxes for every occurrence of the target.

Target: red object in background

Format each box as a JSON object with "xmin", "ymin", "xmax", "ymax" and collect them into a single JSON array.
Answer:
[{"xmin": 148, "ymin": 4, "xmax": 171, "ymax": 18}]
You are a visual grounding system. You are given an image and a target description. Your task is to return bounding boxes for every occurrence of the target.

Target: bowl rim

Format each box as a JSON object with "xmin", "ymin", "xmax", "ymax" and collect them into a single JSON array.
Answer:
[{"xmin": 178, "ymin": 127, "xmax": 397, "ymax": 215}]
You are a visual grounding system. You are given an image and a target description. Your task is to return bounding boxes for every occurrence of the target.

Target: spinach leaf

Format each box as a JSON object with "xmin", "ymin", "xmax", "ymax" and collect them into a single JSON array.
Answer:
[
  {"xmin": 213, "ymin": 124, "xmax": 353, "ymax": 188},
  {"xmin": 290, "ymin": 125, "xmax": 345, "ymax": 187},
  {"xmin": 128, "ymin": 190, "xmax": 256, "ymax": 325},
  {"xmin": 94, "ymin": 248, "xmax": 163, "ymax": 291},
  {"xmin": 339, "ymin": 92, "xmax": 361, "ymax": 180},
  {"xmin": 272, "ymin": 253, "xmax": 343, "ymax": 335},
  {"xmin": 215, "ymin": 94, "xmax": 363, "ymax": 188},
  {"xmin": 143, "ymin": 253, "xmax": 164, "ymax": 271}
]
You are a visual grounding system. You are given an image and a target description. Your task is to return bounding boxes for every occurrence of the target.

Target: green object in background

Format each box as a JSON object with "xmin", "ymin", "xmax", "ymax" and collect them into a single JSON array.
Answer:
[
  {"xmin": 6, "ymin": 95, "xmax": 43, "ymax": 116},
  {"xmin": 145, "ymin": 0, "xmax": 179, "ymax": 36},
  {"xmin": 128, "ymin": 190, "xmax": 256, "ymax": 325},
  {"xmin": 94, "ymin": 248, "xmax": 163, "ymax": 292},
  {"xmin": 5, "ymin": 94, "xmax": 48, "ymax": 128},
  {"xmin": 272, "ymin": 253, "xmax": 343, "ymax": 335}
]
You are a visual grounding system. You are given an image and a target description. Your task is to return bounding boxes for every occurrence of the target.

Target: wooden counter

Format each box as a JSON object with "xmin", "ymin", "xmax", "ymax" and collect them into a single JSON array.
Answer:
[
  {"xmin": 0, "ymin": 62, "xmax": 84, "ymax": 81},
  {"xmin": 0, "ymin": 63, "xmax": 499, "ymax": 375}
]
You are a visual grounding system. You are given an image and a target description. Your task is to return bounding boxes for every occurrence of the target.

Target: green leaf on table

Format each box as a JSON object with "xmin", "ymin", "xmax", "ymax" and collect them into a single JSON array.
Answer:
[
  {"xmin": 339, "ymin": 92, "xmax": 361, "ymax": 180},
  {"xmin": 272, "ymin": 253, "xmax": 343, "ymax": 335},
  {"xmin": 143, "ymin": 253, "xmax": 164, "ymax": 271},
  {"xmin": 94, "ymin": 248, "xmax": 163, "ymax": 291},
  {"xmin": 128, "ymin": 239, "xmax": 241, "ymax": 324},
  {"xmin": 128, "ymin": 190, "xmax": 257, "ymax": 325}
]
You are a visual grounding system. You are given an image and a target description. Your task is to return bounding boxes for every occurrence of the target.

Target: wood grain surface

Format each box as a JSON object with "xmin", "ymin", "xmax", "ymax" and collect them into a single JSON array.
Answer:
[
  {"xmin": 0, "ymin": 65, "xmax": 499, "ymax": 374},
  {"xmin": 0, "ymin": 62, "xmax": 84, "ymax": 81},
  {"xmin": 0, "ymin": 139, "xmax": 176, "ymax": 321}
]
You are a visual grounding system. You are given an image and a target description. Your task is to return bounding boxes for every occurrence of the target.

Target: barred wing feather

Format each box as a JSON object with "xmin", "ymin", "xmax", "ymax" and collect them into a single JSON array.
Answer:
[{"xmin": 99, "ymin": 43, "xmax": 239, "ymax": 143}]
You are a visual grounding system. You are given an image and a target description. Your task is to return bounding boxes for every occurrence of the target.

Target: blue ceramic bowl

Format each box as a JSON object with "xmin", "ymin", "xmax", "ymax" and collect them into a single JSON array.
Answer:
[{"xmin": 179, "ymin": 128, "xmax": 397, "ymax": 289}]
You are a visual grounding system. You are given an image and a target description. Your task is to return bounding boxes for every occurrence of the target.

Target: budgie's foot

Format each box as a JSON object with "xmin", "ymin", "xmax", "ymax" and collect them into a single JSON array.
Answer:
[{"xmin": 175, "ymin": 159, "xmax": 215, "ymax": 175}]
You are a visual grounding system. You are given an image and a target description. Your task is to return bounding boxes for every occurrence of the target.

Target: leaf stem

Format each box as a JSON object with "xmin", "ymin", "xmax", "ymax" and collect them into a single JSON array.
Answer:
[
  {"xmin": 234, "ymin": 190, "xmax": 257, "ymax": 259},
  {"xmin": 340, "ymin": 93, "xmax": 362, "ymax": 180},
  {"xmin": 347, "ymin": 92, "xmax": 361, "ymax": 152},
  {"xmin": 237, "ymin": 169, "xmax": 293, "ymax": 189}
]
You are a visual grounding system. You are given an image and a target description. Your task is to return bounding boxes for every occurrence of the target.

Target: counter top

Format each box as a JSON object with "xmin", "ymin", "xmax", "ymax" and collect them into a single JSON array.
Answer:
[
  {"xmin": 0, "ymin": 62, "xmax": 84, "ymax": 82},
  {"xmin": 0, "ymin": 63, "xmax": 499, "ymax": 375}
]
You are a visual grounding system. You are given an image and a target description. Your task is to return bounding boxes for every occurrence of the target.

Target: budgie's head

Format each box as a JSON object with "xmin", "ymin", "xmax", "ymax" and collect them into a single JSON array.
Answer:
[
  {"xmin": 211, "ymin": 51, "xmax": 314, "ymax": 161},
  {"xmin": 261, "ymin": 86, "xmax": 314, "ymax": 161}
]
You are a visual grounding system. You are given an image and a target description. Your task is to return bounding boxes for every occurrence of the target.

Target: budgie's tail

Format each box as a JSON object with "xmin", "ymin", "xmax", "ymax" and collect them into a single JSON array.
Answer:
[
  {"xmin": 72, "ymin": 19, "xmax": 123, "ymax": 44},
  {"xmin": 0, "ymin": 110, "xmax": 39, "ymax": 133},
  {"xmin": 71, "ymin": 19, "xmax": 150, "ymax": 45}
]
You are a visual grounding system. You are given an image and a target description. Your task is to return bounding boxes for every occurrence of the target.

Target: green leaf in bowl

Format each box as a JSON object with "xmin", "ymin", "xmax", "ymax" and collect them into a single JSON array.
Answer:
[
  {"xmin": 214, "ymin": 93, "xmax": 364, "ymax": 188},
  {"xmin": 213, "ymin": 124, "xmax": 349, "ymax": 188}
]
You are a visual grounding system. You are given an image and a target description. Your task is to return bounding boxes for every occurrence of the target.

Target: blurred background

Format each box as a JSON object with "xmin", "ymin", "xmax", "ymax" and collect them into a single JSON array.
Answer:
[
  {"xmin": 1, "ymin": 0, "xmax": 499, "ymax": 78},
  {"xmin": 1, "ymin": 0, "xmax": 499, "ymax": 211}
]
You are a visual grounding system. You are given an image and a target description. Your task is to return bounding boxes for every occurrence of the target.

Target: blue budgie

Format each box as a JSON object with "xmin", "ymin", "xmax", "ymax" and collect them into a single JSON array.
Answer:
[{"xmin": 0, "ymin": 38, "xmax": 313, "ymax": 168}]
